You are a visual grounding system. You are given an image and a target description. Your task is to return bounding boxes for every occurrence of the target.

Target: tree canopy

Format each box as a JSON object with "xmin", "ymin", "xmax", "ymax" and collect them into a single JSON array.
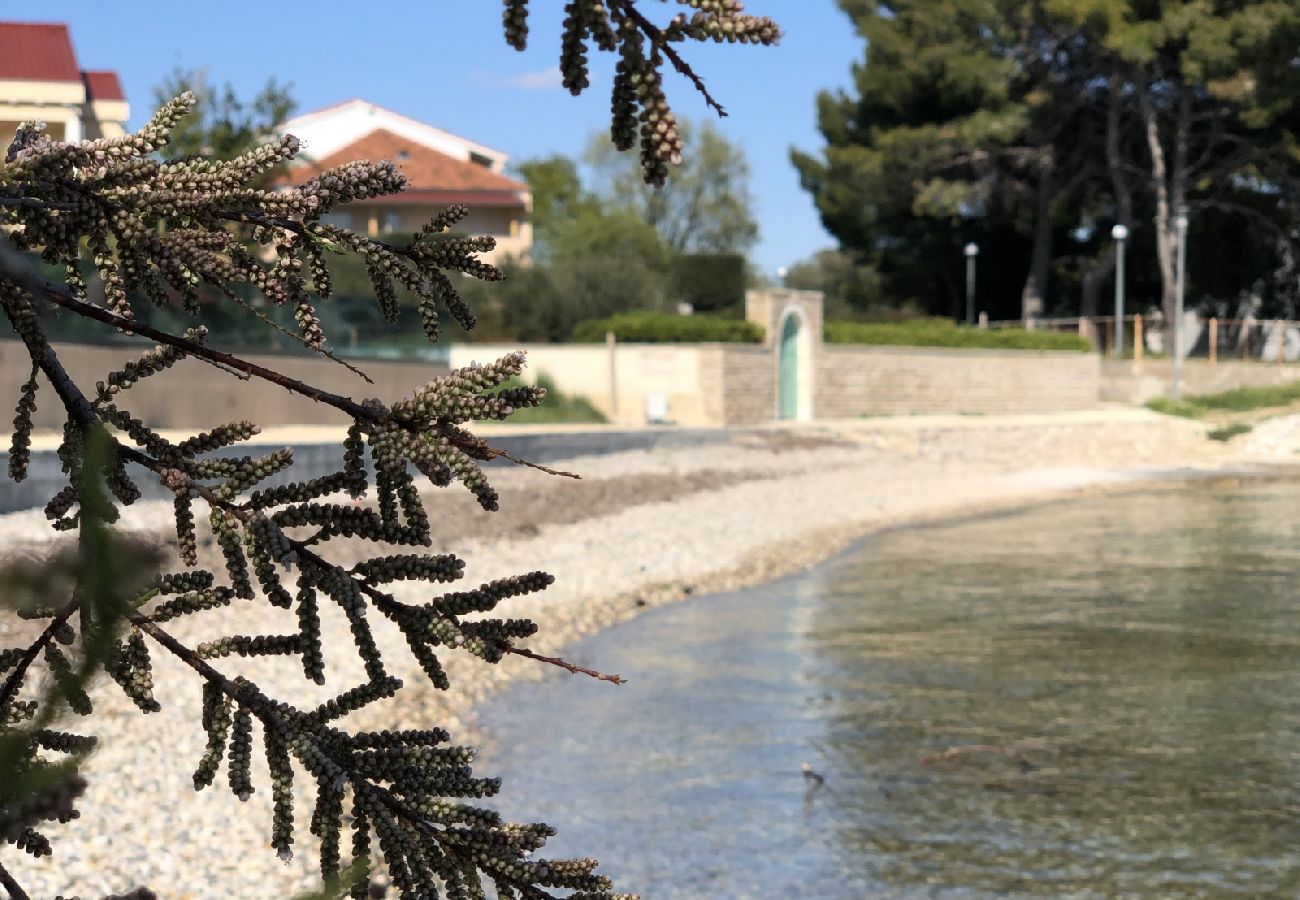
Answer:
[{"xmin": 794, "ymin": 0, "xmax": 1300, "ymax": 321}]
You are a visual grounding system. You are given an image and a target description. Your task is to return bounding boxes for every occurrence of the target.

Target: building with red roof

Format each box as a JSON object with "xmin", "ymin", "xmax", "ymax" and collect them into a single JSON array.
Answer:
[
  {"xmin": 279, "ymin": 100, "xmax": 532, "ymax": 262},
  {"xmin": 0, "ymin": 21, "xmax": 129, "ymax": 149}
]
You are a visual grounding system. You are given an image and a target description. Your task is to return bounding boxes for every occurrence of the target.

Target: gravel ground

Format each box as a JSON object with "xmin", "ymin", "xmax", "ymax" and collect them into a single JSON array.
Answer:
[{"xmin": 0, "ymin": 410, "xmax": 1281, "ymax": 898}]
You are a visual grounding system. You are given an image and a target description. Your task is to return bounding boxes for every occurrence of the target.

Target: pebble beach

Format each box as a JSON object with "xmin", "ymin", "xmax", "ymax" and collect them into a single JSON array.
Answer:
[{"xmin": 2, "ymin": 408, "xmax": 1296, "ymax": 898}]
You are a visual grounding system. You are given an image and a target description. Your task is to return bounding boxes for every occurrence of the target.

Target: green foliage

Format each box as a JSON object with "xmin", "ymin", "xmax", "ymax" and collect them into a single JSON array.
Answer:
[
  {"xmin": 795, "ymin": 0, "xmax": 1300, "ymax": 320},
  {"xmin": 585, "ymin": 118, "xmax": 760, "ymax": 253},
  {"xmin": 573, "ymin": 311, "xmax": 763, "ymax": 344},
  {"xmin": 1147, "ymin": 381, "xmax": 1300, "ymax": 419},
  {"xmin": 1145, "ymin": 397, "xmax": 1204, "ymax": 419},
  {"xmin": 0, "ymin": 4, "xmax": 780, "ymax": 895},
  {"xmin": 824, "ymin": 318, "xmax": 1090, "ymax": 351},
  {"xmin": 501, "ymin": 375, "xmax": 607, "ymax": 425},
  {"xmin": 783, "ymin": 249, "xmax": 889, "ymax": 318},
  {"xmin": 152, "ymin": 67, "xmax": 296, "ymax": 172},
  {"xmin": 670, "ymin": 253, "xmax": 746, "ymax": 314},
  {"xmin": 1208, "ymin": 423, "xmax": 1253, "ymax": 442}
]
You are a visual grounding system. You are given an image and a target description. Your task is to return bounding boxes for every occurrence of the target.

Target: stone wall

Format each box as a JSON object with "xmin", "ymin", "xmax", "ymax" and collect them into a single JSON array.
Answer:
[
  {"xmin": 450, "ymin": 342, "xmax": 715, "ymax": 426},
  {"xmin": 815, "ymin": 345, "xmax": 1101, "ymax": 417},
  {"xmin": 0, "ymin": 340, "xmax": 447, "ymax": 431},
  {"xmin": 1101, "ymin": 358, "xmax": 1300, "ymax": 403}
]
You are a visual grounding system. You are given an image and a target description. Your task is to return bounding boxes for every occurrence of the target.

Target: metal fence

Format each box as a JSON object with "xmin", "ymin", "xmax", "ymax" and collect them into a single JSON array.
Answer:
[{"xmin": 989, "ymin": 315, "xmax": 1300, "ymax": 363}]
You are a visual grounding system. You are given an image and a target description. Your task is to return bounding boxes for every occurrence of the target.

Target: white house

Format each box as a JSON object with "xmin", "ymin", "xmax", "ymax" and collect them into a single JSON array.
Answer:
[{"xmin": 278, "ymin": 99, "xmax": 532, "ymax": 261}]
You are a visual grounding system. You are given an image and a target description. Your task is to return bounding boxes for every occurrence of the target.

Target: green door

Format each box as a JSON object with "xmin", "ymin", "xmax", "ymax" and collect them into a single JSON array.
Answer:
[{"xmin": 779, "ymin": 314, "xmax": 800, "ymax": 419}]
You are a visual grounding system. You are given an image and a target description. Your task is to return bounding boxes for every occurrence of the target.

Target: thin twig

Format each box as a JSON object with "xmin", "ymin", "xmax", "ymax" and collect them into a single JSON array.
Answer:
[
  {"xmin": 0, "ymin": 859, "xmax": 31, "ymax": 900},
  {"xmin": 507, "ymin": 646, "xmax": 626, "ymax": 685},
  {"xmin": 614, "ymin": 1, "xmax": 729, "ymax": 117},
  {"xmin": 0, "ymin": 606, "xmax": 78, "ymax": 715}
]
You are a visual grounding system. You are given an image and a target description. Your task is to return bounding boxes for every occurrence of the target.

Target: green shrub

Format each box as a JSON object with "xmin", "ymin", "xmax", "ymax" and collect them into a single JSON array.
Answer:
[
  {"xmin": 1146, "ymin": 397, "xmax": 1204, "ymax": 418},
  {"xmin": 573, "ymin": 310, "xmax": 763, "ymax": 343},
  {"xmin": 506, "ymin": 374, "xmax": 608, "ymax": 424},
  {"xmin": 823, "ymin": 317, "xmax": 1090, "ymax": 351},
  {"xmin": 1208, "ymin": 423, "xmax": 1253, "ymax": 441}
]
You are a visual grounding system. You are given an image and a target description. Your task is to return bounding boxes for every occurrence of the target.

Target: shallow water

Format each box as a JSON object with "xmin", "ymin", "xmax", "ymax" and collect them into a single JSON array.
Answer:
[{"xmin": 479, "ymin": 482, "xmax": 1300, "ymax": 898}]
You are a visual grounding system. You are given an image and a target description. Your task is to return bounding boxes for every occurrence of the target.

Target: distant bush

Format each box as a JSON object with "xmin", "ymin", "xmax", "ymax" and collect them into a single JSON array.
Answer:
[
  {"xmin": 573, "ymin": 310, "xmax": 763, "ymax": 343},
  {"xmin": 824, "ymin": 317, "xmax": 1090, "ymax": 351},
  {"xmin": 670, "ymin": 252, "xmax": 746, "ymax": 314},
  {"xmin": 1208, "ymin": 423, "xmax": 1253, "ymax": 441},
  {"xmin": 506, "ymin": 373, "xmax": 607, "ymax": 424},
  {"xmin": 1146, "ymin": 397, "xmax": 1203, "ymax": 418}
]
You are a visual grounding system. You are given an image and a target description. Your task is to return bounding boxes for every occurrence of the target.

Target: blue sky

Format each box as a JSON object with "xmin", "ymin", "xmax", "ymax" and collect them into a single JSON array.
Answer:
[{"xmin": 30, "ymin": 2, "xmax": 861, "ymax": 274}]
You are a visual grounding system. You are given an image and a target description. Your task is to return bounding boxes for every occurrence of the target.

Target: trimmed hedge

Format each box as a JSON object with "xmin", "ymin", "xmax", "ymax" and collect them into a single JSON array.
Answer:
[
  {"xmin": 823, "ymin": 318, "xmax": 1090, "ymax": 352},
  {"xmin": 573, "ymin": 310, "xmax": 763, "ymax": 343}
]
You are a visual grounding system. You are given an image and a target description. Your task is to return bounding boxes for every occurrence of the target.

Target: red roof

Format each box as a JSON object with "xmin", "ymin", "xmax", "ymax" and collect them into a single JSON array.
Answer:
[
  {"xmin": 285, "ymin": 128, "xmax": 529, "ymax": 195},
  {"xmin": 82, "ymin": 69, "xmax": 124, "ymax": 101},
  {"xmin": 0, "ymin": 22, "xmax": 80, "ymax": 82}
]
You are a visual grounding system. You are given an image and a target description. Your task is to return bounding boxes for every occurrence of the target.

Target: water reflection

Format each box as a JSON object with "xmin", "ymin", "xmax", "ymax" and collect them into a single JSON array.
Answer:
[{"xmin": 479, "ymin": 484, "xmax": 1300, "ymax": 897}]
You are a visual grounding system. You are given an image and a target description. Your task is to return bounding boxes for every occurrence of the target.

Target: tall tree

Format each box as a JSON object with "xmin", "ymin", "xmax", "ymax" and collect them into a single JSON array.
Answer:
[
  {"xmin": 586, "ymin": 118, "xmax": 759, "ymax": 254},
  {"xmin": 152, "ymin": 67, "xmax": 296, "ymax": 165},
  {"xmin": 798, "ymin": 0, "xmax": 1300, "ymax": 323}
]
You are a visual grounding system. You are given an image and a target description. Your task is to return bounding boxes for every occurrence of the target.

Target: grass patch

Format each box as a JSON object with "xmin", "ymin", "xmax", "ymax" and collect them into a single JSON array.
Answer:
[
  {"xmin": 824, "ymin": 318, "xmax": 1090, "ymax": 352},
  {"xmin": 1145, "ymin": 397, "xmax": 1205, "ymax": 418},
  {"xmin": 504, "ymin": 373, "xmax": 607, "ymax": 425},
  {"xmin": 1146, "ymin": 381, "xmax": 1300, "ymax": 418},
  {"xmin": 1207, "ymin": 423, "xmax": 1253, "ymax": 442}
]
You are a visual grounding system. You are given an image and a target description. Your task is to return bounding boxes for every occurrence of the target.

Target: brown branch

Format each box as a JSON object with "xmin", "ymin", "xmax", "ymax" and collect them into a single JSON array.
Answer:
[
  {"xmin": 0, "ymin": 859, "xmax": 31, "ymax": 900},
  {"xmin": 35, "ymin": 280, "xmax": 376, "ymax": 420},
  {"xmin": 0, "ymin": 604, "xmax": 78, "ymax": 715},
  {"xmin": 613, "ymin": 1, "xmax": 729, "ymax": 118},
  {"xmin": 506, "ymin": 646, "xmax": 626, "ymax": 685}
]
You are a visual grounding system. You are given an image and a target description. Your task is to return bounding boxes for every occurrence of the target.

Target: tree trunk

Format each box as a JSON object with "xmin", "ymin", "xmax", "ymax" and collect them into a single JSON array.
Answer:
[
  {"xmin": 1021, "ymin": 149, "xmax": 1055, "ymax": 322},
  {"xmin": 1138, "ymin": 74, "xmax": 1191, "ymax": 331}
]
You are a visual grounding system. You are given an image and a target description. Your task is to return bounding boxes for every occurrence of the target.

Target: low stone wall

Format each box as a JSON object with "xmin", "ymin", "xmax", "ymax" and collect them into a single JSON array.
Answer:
[
  {"xmin": 815, "ymin": 345, "xmax": 1101, "ymax": 417},
  {"xmin": 1102, "ymin": 358, "xmax": 1300, "ymax": 403},
  {"xmin": 0, "ymin": 340, "xmax": 447, "ymax": 430},
  {"xmin": 450, "ymin": 342, "xmax": 721, "ymax": 426}
]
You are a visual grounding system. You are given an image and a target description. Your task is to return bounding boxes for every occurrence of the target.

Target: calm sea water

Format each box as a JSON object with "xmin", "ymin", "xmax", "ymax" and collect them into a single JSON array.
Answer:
[{"xmin": 478, "ymin": 482, "xmax": 1300, "ymax": 898}]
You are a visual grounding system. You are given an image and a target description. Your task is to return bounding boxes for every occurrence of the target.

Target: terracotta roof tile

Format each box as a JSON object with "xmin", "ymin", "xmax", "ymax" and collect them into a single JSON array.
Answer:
[
  {"xmin": 285, "ymin": 129, "xmax": 528, "ymax": 195},
  {"xmin": 82, "ymin": 70, "xmax": 125, "ymax": 102},
  {"xmin": 0, "ymin": 22, "xmax": 80, "ymax": 83}
]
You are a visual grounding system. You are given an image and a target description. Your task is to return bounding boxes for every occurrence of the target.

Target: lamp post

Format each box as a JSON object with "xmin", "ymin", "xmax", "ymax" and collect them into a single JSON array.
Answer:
[
  {"xmin": 1172, "ymin": 205, "xmax": 1189, "ymax": 400},
  {"xmin": 1111, "ymin": 223, "xmax": 1129, "ymax": 357},
  {"xmin": 777, "ymin": 266, "xmax": 789, "ymax": 288},
  {"xmin": 964, "ymin": 242, "xmax": 979, "ymax": 325}
]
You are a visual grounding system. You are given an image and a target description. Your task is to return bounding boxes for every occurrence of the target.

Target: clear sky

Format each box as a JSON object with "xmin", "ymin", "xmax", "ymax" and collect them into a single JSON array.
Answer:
[{"xmin": 25, "ymin": 2, "xmax": 862, "ymax": 275}]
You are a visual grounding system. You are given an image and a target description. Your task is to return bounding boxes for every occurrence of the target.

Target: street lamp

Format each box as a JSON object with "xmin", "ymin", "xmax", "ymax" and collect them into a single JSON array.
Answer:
[
  {"xmin": 964, "ymin": 242, "xmax": 979, "ymax": 325},
  {"xmin": 776, "ymin": 265, "xmax": 789, "ymax": 287},
  {"xmin": 1111, "ymin": 224, "xmax": 1129, "ymax": 357},
  {"xmin": 1172, "ymin": 206, "xmax": 1189, "ymax": 400}
]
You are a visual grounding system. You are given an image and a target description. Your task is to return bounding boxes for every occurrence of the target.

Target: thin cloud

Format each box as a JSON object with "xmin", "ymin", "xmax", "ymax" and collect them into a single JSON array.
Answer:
[{"xmin": 469, "ymin": 67, "xmax": 564, "ymax": 90}]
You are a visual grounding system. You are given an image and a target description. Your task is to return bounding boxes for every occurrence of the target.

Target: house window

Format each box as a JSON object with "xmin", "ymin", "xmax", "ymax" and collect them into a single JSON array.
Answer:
[
  {"xmin": 382, "ymin": 211, "xmax": 401, "ymax": 234},
  {"xmin": 321, "ymin": 211, "xmax": 352, "ymax": 229},
  {"xmin": 469, "ymin": 151, "xmax": 493, "ymax": 169}
]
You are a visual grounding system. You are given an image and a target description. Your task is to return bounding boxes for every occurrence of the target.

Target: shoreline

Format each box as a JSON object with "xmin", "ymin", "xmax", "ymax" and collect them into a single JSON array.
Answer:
[
  {"xmin": 446, "ymin": 459, "xmax": 1300, "ymax": 747},
  {"xmin": 5, "ymin": 409, "xmax": 1300, "ymax": 897}
]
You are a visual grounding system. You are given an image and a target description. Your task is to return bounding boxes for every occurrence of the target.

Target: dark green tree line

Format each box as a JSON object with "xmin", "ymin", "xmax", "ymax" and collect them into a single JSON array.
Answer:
[{"xmin": 794, "ymin": 0, "xmax": 1300, "ymax": 322}]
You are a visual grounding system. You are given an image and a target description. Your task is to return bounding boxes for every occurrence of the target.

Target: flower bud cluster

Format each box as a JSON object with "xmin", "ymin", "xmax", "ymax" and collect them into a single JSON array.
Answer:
[
  {"xmin": 192, "ymin": 682, "xmax": 232, "ymax": 790},
  {"xmin": 228, "ymin": 706, "xmax": 256, "ymax": 801},
  {"xmin": 8, "ymin": 366, "xmax": 38, "ymax": 482},
  {"xmin": 104, "ymin": 629, "xmax": 160, "ymax": 713}
]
